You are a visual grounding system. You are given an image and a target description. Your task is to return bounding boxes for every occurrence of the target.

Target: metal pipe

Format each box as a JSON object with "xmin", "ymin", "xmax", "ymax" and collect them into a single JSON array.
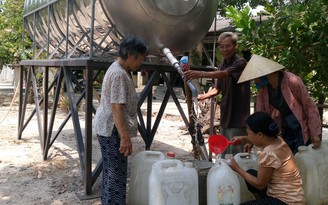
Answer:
[{"xmin": 162, "ymin": 47, "xmax": 197, "ymax": 98}]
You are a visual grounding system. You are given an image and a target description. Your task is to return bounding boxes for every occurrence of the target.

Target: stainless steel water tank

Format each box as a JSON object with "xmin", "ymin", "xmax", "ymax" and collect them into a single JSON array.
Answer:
[
  {"xmin": 100, "ymin": 0, "xmax": 218, "ymax": 55},
  {"xmin": 24, "ymin": 0, "xmax": 218, "ymax": 58}
]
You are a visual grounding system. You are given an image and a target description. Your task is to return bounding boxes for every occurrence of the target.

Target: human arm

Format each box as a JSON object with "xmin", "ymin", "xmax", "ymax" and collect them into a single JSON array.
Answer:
[
  {"xmin": 230, "ymin": 136, "xmax": 247, "ymax": 145},
  {"xmin": 197, "ymin": 87, "xmax": 219, "ymax": 101},
  {"xmin": 229, "ymin": 159, "xmax": 274, "ymax": 190},
  {"xmin": 286, "ymin": 73, "xmax": 322, "ymax": 147},
  {"xmin": 183, "ymin": 69, "xmax": 229, "ymax": 81},
  {"xmin": 231, "ymin": 136, "xmax": 254, "ymax": 152},
  {"xmin": 183, "ymin": 54, "xmax": 245, "ymax": 82},
  {"xmin": 112, "ymin": 103, "xmax": 133, "ymax": 156}
]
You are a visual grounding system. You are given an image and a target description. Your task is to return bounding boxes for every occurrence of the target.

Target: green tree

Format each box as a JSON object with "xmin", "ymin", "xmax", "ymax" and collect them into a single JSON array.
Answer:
[
  {"xmin": 226, "ymin": 0, "xmax": 328, "ymax": 102},
  {"xmin": 217, "ymin": 0, "xmax": 296, "ymax": 16},
  {"xmin": 0, "ymin": 0, "xmax": 31, "ymax": 68}
]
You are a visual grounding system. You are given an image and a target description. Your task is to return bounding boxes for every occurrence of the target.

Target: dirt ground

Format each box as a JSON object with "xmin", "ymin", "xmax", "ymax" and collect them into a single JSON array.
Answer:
[{"xmin": 0, "ymin": 86, "xmax": 203, "ymax": 205}]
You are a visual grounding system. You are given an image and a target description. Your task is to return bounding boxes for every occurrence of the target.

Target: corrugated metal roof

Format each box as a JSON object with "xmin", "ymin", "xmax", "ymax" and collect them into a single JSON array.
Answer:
[{"xmin": 208, "ymin": 18, "xmax": 232, "ymax": 32}]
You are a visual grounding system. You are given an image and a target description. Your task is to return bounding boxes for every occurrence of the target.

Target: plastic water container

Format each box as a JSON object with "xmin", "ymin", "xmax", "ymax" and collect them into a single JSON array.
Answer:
[
  {"xmin": 295, "ymin": 142, "xmax": 328, "ymax": 205},
  {"xmin": 128, "ymin": 150, "xmax": 165, "ymax": 205},
  {"xmin": 149, "ymin": 159, "xmax": 199, "ymax": 205},
  {"xmin": 207, "ymin": 158, "xmax": 240, "ymax": 205},
  {"xmin": 233, "ymin": 152, "xmax": 258, "ymax": 171},
  {"xmin": 233, "ymin": 153, "xmax": 258, "ymax": 203}
]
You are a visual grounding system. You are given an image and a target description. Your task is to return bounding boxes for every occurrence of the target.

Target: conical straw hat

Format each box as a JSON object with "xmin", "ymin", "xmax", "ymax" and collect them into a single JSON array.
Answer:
[{"xmin": 238, "ymin": 54, "xmax": 284, "ymax": 83}]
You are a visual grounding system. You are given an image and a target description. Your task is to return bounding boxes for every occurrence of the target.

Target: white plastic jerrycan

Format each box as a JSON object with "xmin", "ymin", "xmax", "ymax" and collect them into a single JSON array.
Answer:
[
  {"xmin": 233, "ymin": 152, "xmax": 258, "ymax": 171},
  {"xmin": 207, "ymin": 158, "xmax": 240, "ymax": 205},
  {"xmin": 295, "ymin": 142, "xmax": 328, "ymax": 205},
  {"xmin": 128, "ymin": 150, "xmax": 165, "ymax": 205},
  {"xmin": 149, "ymin": 159, "xmax": 199, "ymax": 205},
  {"xmin": 233, "ymin": 152, "xmax": 258, "ymax": 203}
]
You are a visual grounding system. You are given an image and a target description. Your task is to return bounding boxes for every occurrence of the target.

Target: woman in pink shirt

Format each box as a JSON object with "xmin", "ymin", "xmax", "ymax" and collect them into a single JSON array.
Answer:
[
  {"xmin": 229, "ymin": 112, "xmax": 305, "ymax": 205},
  {"xmin": 238, "ymin": 55, "xmax": 321, "ymax": 154}
]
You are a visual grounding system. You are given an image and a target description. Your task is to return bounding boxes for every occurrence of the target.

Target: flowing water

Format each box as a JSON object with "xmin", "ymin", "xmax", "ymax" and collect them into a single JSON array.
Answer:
[{"xmin": 191, "ymin": 96, "xmax": 209, "ymax": 160}]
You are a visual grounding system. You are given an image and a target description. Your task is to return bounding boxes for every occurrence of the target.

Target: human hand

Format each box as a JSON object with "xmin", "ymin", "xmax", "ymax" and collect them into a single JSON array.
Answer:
[
  {"xmin": 180, "ymin": 63, "xmax": 190, "ymax": 72},
  {"xmin": 231, "ymin": 136, "xmax": 245, "ymax": 145},
  {"xmin": 197, "ymin": 87, "xmax": 217, "ymax": 101},
  {"xmin": 197, "ymin": 93, "xmax": 208, "ymax": 101},
  {"xmin": 244, "ymin": 143, "xmax": 254, "ymax": 153},
  {"xmin": 183, "ymin": 70, "xmax": 202, "ymax": 81},
  {"xmin": 312, "ymin": 136, "xmax": 321, "ymax": 149},
  {"xmin": 119, "ymin": 137, "xmax": 132, "ymax": 156},
  {"xmin": 227, "ymin": 158, "xmax": 240, "ymax": 172}
]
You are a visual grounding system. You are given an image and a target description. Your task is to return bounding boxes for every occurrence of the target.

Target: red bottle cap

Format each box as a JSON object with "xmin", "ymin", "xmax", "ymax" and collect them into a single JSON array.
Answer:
[{"xmin": 166, "ymin": 151, "xmax": 175, "ymax": 158}]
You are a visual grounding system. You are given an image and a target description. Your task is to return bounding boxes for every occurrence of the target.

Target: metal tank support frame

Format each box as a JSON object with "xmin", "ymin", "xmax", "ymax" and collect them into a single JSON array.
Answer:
[
  {"xmin": 20, "ymin": 0, "xmax": 217, "ymax": 198},
  {"xmin": 18, "ymin": 58, "xmax": 202, "ymax": 198},
  {"xmin": 18, "ymin": 59, "xmax": 107, "ymax": 198}
]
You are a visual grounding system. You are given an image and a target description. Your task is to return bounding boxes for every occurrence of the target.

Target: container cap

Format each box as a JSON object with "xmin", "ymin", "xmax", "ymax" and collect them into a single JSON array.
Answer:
[{"xmin": 166, "ymin": 151, "xmax": 175, "ymax": 158}]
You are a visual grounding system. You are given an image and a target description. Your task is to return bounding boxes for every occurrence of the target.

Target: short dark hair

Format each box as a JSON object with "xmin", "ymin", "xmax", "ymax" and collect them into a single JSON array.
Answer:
[
  {"xmin": 118, "ymin": 34, "xmax": 148, "ymax": 59},
  {"xmin": 246, "ymin": 112, "xmax": 280, "ymax": 138}
]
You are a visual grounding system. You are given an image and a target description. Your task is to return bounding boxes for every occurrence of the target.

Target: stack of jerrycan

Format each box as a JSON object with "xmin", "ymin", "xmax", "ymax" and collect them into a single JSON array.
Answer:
[
  {"xmin": 149, "ymin": 159, "xmax": 199, "ymax": 205},
  {"xmin": 295, "ymin": 142, "xmax": 328, "ymax": 205},
  {"xmin": 128, "ymin": 151, "xmax": 165, "ymax": 205},
  {"xmin": 233, "ymin": 152, "xmax": 258, "ymax": 203}
]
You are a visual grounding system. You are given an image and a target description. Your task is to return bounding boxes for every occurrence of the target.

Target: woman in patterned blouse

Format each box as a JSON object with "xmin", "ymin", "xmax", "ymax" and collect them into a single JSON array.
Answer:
[{"xmin": 94, "ymin": 34, "xmax": 148, "ymax": 205}]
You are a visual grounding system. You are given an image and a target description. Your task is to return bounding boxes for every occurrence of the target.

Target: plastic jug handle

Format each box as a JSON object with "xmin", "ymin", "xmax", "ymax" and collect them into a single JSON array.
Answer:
[
  {"xmin": 157, "ymin": 159, "xmax": 183, "ymax": 169},
  {"xmin": 146, "ymin": 152, "xmax": 164, "ymax": 159}
]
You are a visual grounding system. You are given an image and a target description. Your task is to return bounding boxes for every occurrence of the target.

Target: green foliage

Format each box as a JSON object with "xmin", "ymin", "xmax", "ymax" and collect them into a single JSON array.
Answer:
[
  {"xmin": 218, "ymin": 0, "xmax": 262, "ymax": 16},
  {"xmin": 217, "ymin": 0, "xmax": 291, "ymax": 16},
  {"xmin": 190, "ymin": 48, "xmax": 202, "ymax": 65},
  {"xmin": 0, "ymin": 0, "xmax": 31, "ymax": 68},
  {"xmin": 225, "ymin": 0, "xmax": 328, "ymax": 101}
]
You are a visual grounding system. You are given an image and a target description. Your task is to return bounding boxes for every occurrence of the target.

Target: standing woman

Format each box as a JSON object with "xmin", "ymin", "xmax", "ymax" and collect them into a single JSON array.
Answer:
[{"xmin": 94, "ymin": 35, "xmax": 148, "ymax": 205}]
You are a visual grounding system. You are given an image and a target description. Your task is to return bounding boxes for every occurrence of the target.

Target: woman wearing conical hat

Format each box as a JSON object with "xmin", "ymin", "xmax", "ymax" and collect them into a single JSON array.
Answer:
[{"xmin": 238, "ymin": 55, "xmax": 321, "ymax": 154}]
